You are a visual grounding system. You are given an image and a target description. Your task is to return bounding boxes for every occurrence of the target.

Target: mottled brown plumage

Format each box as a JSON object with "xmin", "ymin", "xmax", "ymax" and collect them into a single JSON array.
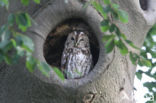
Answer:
[{"xmin": 61, "ymin": 29, "xmax": 92, "ymax": 79}]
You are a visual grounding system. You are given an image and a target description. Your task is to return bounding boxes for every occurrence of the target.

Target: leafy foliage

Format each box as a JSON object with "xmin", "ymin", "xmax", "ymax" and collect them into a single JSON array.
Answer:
[
  {"xmin": 90, "ymin": 1, "xmax": 155, "ymax": 102},
  {"xmin": 0, "ymin": 0, "xmax": 64, "ymax": 80},
  {"xmin": 90, "ymin": 0, "xmax": 152, "ymax": 68},
  {"xmin": 136, "ymin": 24, "xmax": 156, "ymax": 103}
]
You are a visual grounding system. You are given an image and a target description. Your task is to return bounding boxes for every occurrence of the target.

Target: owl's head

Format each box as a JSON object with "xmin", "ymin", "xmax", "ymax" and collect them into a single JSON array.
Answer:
[{"xmin": 65, "ymin": 30, "xmax": 89, "ymax": 48}]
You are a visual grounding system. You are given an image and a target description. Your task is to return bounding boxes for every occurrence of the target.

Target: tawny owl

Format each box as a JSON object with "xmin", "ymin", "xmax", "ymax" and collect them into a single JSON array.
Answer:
[{"xmin": 61, "ymin": 29, "xmax": 92, "ymax": 79}]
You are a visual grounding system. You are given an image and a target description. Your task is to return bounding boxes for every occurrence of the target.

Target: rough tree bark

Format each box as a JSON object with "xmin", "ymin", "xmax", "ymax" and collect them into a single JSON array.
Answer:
[{"xmin": 0, "ymin": 0, "xmax": 155, "ymax": 103}]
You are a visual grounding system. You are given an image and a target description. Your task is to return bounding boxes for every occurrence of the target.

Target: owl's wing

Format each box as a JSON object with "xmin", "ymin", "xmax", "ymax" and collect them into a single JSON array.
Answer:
[{"xmin": 61, "ymin": 49, "xmax": 68, "ymax": 71}]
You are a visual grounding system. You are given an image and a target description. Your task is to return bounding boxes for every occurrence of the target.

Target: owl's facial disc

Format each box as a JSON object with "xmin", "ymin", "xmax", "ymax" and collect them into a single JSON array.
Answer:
[{"xmin": 69, "ymin": 30, "xmax": 87, "ymax": 48}]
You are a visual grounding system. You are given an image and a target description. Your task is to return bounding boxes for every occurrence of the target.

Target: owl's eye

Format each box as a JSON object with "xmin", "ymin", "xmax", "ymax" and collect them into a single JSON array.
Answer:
[{"xmin": 71, "ymin": 37, "xmax": 74, "ymax": 40}]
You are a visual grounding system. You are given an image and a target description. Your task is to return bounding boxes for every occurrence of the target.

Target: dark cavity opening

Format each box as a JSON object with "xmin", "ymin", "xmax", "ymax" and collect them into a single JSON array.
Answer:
[
  {"xmin": 43, "ymin": 18, "xmax": 99, "ymax": 71},
  {"xmin": 139, "ymin": 0, "xmax": 148, "ymax": 10}
]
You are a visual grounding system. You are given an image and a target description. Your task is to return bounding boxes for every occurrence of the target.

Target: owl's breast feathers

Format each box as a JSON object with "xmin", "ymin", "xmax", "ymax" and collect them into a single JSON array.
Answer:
[
  {"xmin": 62, "ymin": 48, "xmax": 92, "ymax": 79},
  {"xmin": 67, "ymin": 47, "xmax": 89, "ymax": 54}
]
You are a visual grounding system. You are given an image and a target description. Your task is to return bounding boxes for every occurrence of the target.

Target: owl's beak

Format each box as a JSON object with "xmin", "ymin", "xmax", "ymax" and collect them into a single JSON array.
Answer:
[{"xmin": 74, "ymin": 43, "xmax": 78, "ymax": 47}]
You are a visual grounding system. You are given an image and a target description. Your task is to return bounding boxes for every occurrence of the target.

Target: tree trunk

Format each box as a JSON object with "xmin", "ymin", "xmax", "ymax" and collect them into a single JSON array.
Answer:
[{"xmin": 0, "ymin": 0, "xmax": 155, "ymax": 103}]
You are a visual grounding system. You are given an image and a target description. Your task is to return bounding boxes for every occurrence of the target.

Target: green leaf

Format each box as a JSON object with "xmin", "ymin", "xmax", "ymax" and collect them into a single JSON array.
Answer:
[
  {"xmin": 136, "ymin": 70, "xmax": 143, "ymax": 80},
  {"xmin": 117, "ymin": 9, "xmax": 128, "ymax": 23},
  {"xmin": 148, "ymin": 24, "xmax": 156, "ymax": 35},
  {"xmin": 0, "ymin": 40, "xmax": 10, "ymax": 49},
  {"xmin": 144, "ymin": 39, "xmax": 154, "ymax": 48},
  {"xmin": 143, "ymin": 82, "xmax": 156, "ymax": 91},
  {"xmin": 15, "ymin": 33, "xmax": 34, "ymax": 52},
  {"xmin": 100, "ymin": 26, "xmax": 109, "ymax": 32},
  {"xmin": 53, "ymin": 67, "xmax": 65, "ymax": 80},
  {"xmin": 101, "ymin": 20, "xmax": 109, "ymax": 26},
  {"xmin": 111, "ymin": 3, "xmax": 119, "ymax": 10},
  {"xmin": 4, "ymin": 54, "xmax": 12, "ymax": 65},
  {"xmin": 26, "ymin": 55, "xmax": 37, "ymax": 72},
  {"xmin": 105, "ymin": 38, "xmax": 115, "ymax": 53},
  {"xmin": 138, "ymin": 59, "xmax": 144, "ymax": 66},
  {"xmin": 144, "ymin": 60, "xmax": 152, "ymax": 67},
  {"xmin": 10, "ymin": 39, "xmax": 16, "ymax": 47},
  {"xmin": 21, "ymin": 35, "xmax": 34, "ymax": 52},
  {"xmin": 114, "ymin": 26, "xmax": 120, "ymax": 37},
  {"xmin": 38, "ymin": 62, "xmax": 51, "ymax": 77},
  {"xmin": 15, "ymin": 13, "xmax": 31, "ymax": 32},
  {"xmin": 115, "ymin": 39, "xmax": 128, "ymax": 55},
  {"xmin": 1, "ymin": 29, "xmax": 11, "ymax": 41},
  {"xmin": 15, "ymin": 46, "xmax": 25, "ymax": 57},
  {"xmin": 0, "ymin": 0, "xmax": 9, "ymax": 9},
  {"xmin": 140, "ymin": 50, "xmax": 147, "ymax": 58},
  {"xmin": 21, "ymin": 0, "xmax": 29, "ymax": 6},
  {"xmin": 100, "ymin": 20, "xmax": 110, "ymax": 32},
  {"xmin": 92, "ymin": 1, "xmax": 107, "ymax": 19},
  {"xmin": 91, "ymin": 1, "xmax": 99, "ymax": 10},
  {"xmin": 129, "ymin": 52, "xmax": 139, "ymax": 65},
  {"xmin": 103, "ymin": 5, "xmax": 111, "ymax": 13},
  {"xmin": 3, "ymin": 41, "xmax": 13, "ymax": 52},
  {"xmin": 11, "ymin": 52, "xmax": 21, "ymax": 64},
  {"xmin": 16, "ymin": 13, "xmax": 28, "ymax": 26},
  {"xmin": 33, "ymin": 0, "xmax": 40, "ymax": 4},
  {"xmin": 103, "ymin": 0, "xmax": 110, "ymax": 4},
  {"xmin": 111, "ymin": 11, "xmax": 118, "ymax": 19},
  {"xmin": 8, "ymin": 14, "xmax": 15, "ymax": 26},
  {"xmin": 0, "ymin": 25, "xmax": 7, "ymax": 37},
  {"xmin": 102, "ymin": 34, "xmax": 115, "ymax": 42},
  {"xmin": 109, "ymin": 24, "xmax": 116, "ymax": 32},
  {"xmin": 138, "ymin": 58, "xmax": 152, "ymax": 67},
  {"xmin": 150, "ymin": 51, "xmax": 156, "ymax": 58},
  {"xmin": 0, "ymin": 29, "xmax": 13, "ymax": 52},
  {"xmin": 120, "ymin": 33, "xmax": 127, "ymax": 40},
  {"xmin": 125, "ymin": 40, "xmax": 140, "ymax": 50}
]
